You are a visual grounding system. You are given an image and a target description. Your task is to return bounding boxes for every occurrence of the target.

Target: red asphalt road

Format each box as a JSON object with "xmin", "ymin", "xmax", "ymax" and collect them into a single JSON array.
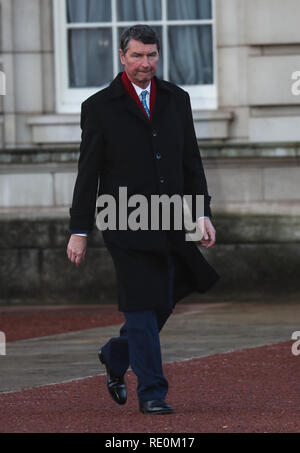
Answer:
[
  {"xmin": 0, "ymin": 306, "xmax": 300, "ymax": 433},
  {"xmin": 0, "ymin": 305, "xmax": 125, "ymax": 342},
  {"xmin": 0, "ymin": 342, "xmax": 300, "ymax": 433}
]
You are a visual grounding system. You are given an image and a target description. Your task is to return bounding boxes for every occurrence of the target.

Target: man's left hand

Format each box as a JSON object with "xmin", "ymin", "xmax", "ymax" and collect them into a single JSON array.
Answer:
[{"xmin": 198, "ymin": 217, "xmax": 216, "ymax": 248}]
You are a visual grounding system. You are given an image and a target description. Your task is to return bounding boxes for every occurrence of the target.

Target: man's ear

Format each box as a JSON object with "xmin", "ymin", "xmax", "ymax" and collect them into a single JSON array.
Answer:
[{"xmin": 119, "ymin": 49, "xmax": 125, "ymax": 65}]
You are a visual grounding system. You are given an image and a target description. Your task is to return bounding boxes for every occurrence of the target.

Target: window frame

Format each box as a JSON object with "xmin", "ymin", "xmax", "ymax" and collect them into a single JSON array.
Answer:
[{"xmin": 53, "ymin": 0, "xmax": 217, "ymax": 113}]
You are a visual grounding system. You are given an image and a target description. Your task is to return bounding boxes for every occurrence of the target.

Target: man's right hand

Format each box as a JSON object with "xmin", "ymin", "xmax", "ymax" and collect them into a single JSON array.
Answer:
[{"xmin": 67, "ymin": 235, "xmax": 87, "ymax": 267}]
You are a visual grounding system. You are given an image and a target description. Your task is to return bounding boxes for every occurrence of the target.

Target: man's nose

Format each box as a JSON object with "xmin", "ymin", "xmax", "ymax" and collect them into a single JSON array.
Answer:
[{"xmin": 141, "ymin": 56, "xmax": 150, "ymax": 67}]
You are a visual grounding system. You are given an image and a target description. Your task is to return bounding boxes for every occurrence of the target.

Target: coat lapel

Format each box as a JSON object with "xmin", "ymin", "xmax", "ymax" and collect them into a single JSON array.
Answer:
[
  {"xmin": 125, "ymin": 96, "xmax": 150, "ymax": 125},
  {"xmin": 106, "ymin": 72, "xmax": 173, "ymax": 125},
  {"xmin": 106, "ymin": 72, "xmax": 149, "ymax": 125},
  {"xmin": 151, "ymin": 76, "xmax": 173, "ymax": 123}
]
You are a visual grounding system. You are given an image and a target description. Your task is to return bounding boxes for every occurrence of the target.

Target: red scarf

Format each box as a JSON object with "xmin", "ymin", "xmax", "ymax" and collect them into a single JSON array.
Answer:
[{"xmin": 121, "ymin": 71, "xmax": 156, "ymax": 121}]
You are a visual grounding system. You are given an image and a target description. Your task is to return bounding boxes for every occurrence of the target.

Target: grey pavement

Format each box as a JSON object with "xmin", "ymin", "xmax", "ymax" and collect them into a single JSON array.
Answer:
[{"xmin": 0, "ymin": 302, "xmax": 299, "ymax": 394}]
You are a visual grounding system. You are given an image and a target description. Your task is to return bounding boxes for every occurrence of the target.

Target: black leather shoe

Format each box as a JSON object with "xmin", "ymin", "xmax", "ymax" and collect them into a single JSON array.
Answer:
[
  {"xmin": 98, "ymin": 348, "xmax": 127, "ymax": 405},
  {"xmin": 139, "ymin": 399, "xmax": 174, "ymax": 414}
]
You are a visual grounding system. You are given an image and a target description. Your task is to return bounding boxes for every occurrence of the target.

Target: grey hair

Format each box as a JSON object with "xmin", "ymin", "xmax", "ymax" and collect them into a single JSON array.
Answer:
[{"xmin": 120, "ymin": 24, "xmax": 160, "ymax": 54}]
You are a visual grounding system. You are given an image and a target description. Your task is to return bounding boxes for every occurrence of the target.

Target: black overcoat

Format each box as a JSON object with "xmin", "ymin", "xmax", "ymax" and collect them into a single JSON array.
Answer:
[{"xmin": 69, "ymin": 72, "xmax": 220, "ymax": 311}]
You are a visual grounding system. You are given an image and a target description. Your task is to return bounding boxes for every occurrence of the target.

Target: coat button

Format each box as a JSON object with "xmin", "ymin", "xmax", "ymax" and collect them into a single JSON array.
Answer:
[
  {"xmin": 156, "ymin": 153, "xmax": 162, "ymax": 160},
  {"xmin": 159, "ymin": 176, "xmax": 165, "ymax": 183},
  {"xmin": 152, "ymin": 130, "xmax": 158, "ymax": 137}
]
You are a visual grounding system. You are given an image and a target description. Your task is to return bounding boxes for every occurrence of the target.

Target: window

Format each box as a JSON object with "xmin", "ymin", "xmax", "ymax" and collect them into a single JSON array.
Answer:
[{"xmin": 53, "ymin": 0, "xmax": 217, "ymax": 113}]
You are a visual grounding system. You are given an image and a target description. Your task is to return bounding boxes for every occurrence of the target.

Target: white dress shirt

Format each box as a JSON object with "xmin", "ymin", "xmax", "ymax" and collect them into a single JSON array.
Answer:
[{"xmin": 132, "ymin": 81, "xmax": 151, "ymax": 109}]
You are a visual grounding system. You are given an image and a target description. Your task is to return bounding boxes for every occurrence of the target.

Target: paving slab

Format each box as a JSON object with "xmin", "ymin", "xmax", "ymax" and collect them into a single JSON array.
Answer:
[{"xmin": 0, "ymin": 302, "xmax": 299, "ymax": 394}]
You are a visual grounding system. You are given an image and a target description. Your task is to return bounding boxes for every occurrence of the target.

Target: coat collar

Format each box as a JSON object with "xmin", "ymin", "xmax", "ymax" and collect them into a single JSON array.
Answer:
[
  {"xmin": 107, "ymin": 72, "xmax": 172, "ymax": 125},
  {"xmin": 107, "ymin": 72, "xmax": 173, "ymax": 99}
]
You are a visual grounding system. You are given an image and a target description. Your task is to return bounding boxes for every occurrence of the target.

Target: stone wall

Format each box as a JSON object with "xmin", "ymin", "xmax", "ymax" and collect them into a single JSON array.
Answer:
[
  {"xmin": 1, "ymin": 143, "xmax": 300, "ymax": 213},
  {"xmin": 1, "ymin": 212, "xmax": 300, "ymax": 306}
]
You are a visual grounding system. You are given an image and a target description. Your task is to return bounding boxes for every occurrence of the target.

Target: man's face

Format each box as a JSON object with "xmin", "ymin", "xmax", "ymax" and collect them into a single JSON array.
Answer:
[{"xmin": 119, "ymin": 39, "xmax": 159, "ymax": 88}]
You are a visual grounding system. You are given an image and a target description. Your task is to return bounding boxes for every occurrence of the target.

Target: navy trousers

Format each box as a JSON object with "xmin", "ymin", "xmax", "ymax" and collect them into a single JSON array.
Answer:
[{"xmin": 101, "ymin": 254, "xmax": 175, "ymax": 402}]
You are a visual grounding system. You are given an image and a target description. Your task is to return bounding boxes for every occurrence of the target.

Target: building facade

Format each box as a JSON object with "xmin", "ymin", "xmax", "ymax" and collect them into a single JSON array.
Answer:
[
  {"xmin": 1, "ymin": 0, "xmax": 300, "ymax": 302},
  {"xmin": 0, "ymin": 0, "xmax": 300, "ymax": 216}
]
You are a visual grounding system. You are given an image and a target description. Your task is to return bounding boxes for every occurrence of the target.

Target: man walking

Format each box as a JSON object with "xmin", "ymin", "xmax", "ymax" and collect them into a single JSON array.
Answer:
[{"xmin": 67, "ymin": 25, "xmax": 219, "ymax": 414}]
